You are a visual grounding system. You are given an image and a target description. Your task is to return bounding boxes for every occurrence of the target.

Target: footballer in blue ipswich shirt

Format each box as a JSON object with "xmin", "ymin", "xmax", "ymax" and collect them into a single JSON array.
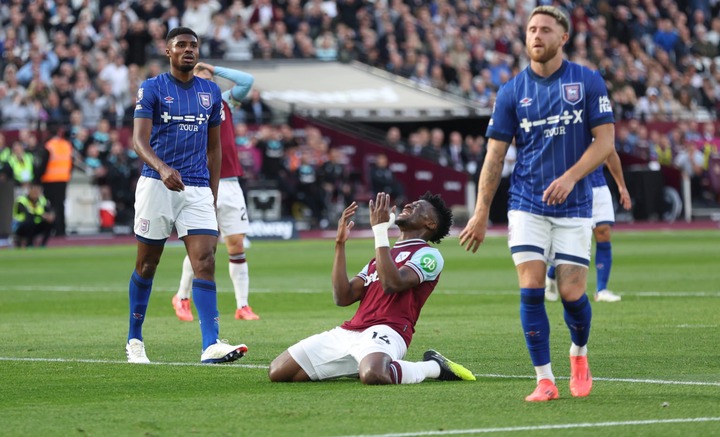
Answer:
[
  {"xmin": 125, "ymin": 27, "xmax": 247, "ymax": 365},
  {"xmin": 460, "ymin": 6, "xmax": 615, "ymax": 402}
]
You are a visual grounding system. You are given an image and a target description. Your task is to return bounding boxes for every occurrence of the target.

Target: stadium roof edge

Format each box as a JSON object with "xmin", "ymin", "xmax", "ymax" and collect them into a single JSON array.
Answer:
[{"xmin": 212, "ymin": 59, "xmax": 490, "ymax": 122}]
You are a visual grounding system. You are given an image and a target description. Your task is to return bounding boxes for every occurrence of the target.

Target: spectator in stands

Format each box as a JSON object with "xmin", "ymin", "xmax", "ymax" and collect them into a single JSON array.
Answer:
[
  {"xmin": 240, "ymin": 89, "xmax": 273, "ymax": 125},
  {"xmin": 2, "ymin": 93, "xmax": 41, "ymax": 131},
  {"xmin": 7, "ymin": 140, "xmax": 34, "ymax": 189},
  {"xmin": 16, "ymin": 46, "xmax": 59, "ymax": 87},
  {"xmin": 420, "ymin": 128, "xmax": 449, "ymax": 167},
  {"xmin": 464, "ymin": 135, "xmax": 486, "ymax": 183},
  {"xmin": 105, "ymin": 141, "xmax": 139, "ymax": 227},
  {"xmin": 446, "ymin": 131, "xmax": 467, "ymax": 173},
  {"xmin": 22, "ymin": 130, "xmax": 49, "ymax": 183},
  {"xmin": 674, "ymin": 138, "xmax": 707, "ymax": 204},
  {"xmin": 319, "ymin": 147, "xmax": 354, "ymax": 218},
  {"xmin": 182, "ymin": 0, "xmax": 222, "ymax": 39},
  {"xmin": 12, "ymin": 182, "xmax": 55, "ymax": 248},
  {"xmin": 292, "ymin": 148, "xmax": 326, "ymax": 228},
  {"xmin": 385, "ymin": 126, "xmax": 406, "ymax": 154},
  {"xmin": 224, "ymin": 20, "xmax": 253, "ymax": 61},
  {"xmin": 697, "ymin": 123, "xmax": 720, "ymax": 168},
  {"xmin": 369, "ymin": 153, "xmax": 405, "ymax": 207}
]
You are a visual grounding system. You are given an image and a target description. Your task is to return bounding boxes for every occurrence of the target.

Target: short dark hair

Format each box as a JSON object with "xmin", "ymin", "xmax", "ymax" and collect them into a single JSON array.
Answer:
[
  {"xmin": 421, "ymin": 191, "xmax": 453, "ymax": 244},
  {"xmin": 166, "ymin": 27, "xmax": 198, "ymax": 44}
]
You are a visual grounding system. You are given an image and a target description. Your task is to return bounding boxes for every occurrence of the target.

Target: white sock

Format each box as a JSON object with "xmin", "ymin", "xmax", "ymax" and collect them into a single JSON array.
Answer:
[
  {"xmin": 177, "ymin": 255, "xmax": 194, "ymax": 299},
  {"xmin": 390, "ymin": 360, "xmax": 440, "ymax": 384},
  {"xmin": 534, "ymin": 363, "xmax": 555, "ymax": 384},
  {"xmin": 229, "ymin": 254, "xmax": 249, "ymax": 308},
  {"xmin": 570, "ymin": 343, "xmax": 587, "ymax": 357}
]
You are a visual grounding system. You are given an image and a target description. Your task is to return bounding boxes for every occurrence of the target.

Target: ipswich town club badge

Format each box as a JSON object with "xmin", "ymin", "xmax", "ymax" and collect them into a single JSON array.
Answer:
[
  {"xmin": 198, "ymin": 92, "xmax": 212, "ymax": 109},
  {"xmin": 561, "ymin": 83, "xmax": 583, "ymax": 105}
]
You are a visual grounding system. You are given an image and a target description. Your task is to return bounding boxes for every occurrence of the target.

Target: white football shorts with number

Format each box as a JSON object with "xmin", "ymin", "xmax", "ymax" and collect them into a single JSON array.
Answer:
[
  {"xmin": 216, "ymin": 177, "xmax": 250, "ymax": 237},
  {"xmin": 134, "ymin": 176, "xmax": 218, "ymax": 241},
  {"xmin": 288, "ymin": 325, "xmax": 407, "ymax": 381}
]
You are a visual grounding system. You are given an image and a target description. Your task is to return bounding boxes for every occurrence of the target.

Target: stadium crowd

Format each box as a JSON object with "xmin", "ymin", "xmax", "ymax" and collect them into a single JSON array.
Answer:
[{"xmin": 1, "ymin": 0, "xmax": 720, "ymax": 234}]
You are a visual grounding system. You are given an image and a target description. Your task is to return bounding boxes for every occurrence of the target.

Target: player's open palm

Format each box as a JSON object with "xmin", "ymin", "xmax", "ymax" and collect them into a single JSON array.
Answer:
[
  {"xmin": 369, "ymin": 192, "xmax": 396, "ymax": 227},
  {"xmin": 336, "ymin": 202, "xmax": 358, "ymax": 243},
  {"xmin": 459, "ymin": 213, "xmax": 488, "ymax": 253}
]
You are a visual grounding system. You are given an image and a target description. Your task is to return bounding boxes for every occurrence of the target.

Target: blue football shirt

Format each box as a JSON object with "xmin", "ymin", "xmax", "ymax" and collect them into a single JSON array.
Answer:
[
  {"xmin": 134, "ymin": 72, "xmax": 223, "ymax": 187},
  {"xmin": 587, "ymin": 165, "xmax": 607, "ymax": 188},
  {"xmin": 486, "ymin": 60, "xmax": 614, "ymax": 218}
]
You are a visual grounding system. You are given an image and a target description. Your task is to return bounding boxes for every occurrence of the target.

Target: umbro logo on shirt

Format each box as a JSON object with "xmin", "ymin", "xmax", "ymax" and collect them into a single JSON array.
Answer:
[
  {"xmin": 164, "ymin": 96, "xmax": 174, "ymax": 104},
  {"xmin": 520, "ymin": 97, "xmax": 533, "ymax": 107}
]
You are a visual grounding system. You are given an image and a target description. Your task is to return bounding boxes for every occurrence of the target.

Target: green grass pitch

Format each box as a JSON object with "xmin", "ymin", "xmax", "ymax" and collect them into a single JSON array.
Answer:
[{"xmin": 0, "ymin": 230, "xmax": 719, "ymax": 436}]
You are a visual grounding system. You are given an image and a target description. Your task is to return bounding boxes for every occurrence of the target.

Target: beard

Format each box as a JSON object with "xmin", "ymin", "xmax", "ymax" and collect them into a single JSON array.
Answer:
[
  {"xmin": 177, "ymin": 63, "xmax": 195, "ymax": 73},
  {"xmin": 527, "ymin": 43, "xmax": 560, "ymax": 63}
]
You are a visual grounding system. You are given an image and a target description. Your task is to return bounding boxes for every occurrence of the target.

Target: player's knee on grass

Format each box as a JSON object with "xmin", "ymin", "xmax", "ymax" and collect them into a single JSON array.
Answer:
[
  {"xmin": 268, "ymin": 351, "xmax": 310, "ymax": 382},
  {"xmin": 358, "ymin": 353, "xmax": 394, "ymax": 385}
]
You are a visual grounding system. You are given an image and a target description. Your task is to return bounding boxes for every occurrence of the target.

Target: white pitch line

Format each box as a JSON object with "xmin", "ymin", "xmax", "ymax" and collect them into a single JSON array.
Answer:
[
  {"xmin": 474, "ymin": 372, "xmax": 720, "ymax": 387},
  {"xmin": 0, "ymin": 285, "xmax": 719, "ymax": 297},
  {"xmin": 1, "ymin": 357, "xmax": 718, "ymax": 387},
  {"xmin": 0, "ymin": 356, "xmax": 266, "ymax": 369},
  {"xmin": 335, "ymin": 417, "xmax": 720, "ymax": 437}
]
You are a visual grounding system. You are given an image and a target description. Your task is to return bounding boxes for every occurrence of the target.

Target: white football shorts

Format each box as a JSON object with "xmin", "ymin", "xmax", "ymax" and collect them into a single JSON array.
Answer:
[
  {"xmin": 216, "ymin": 177, "xmax": 250, "ymax": 237},
  {"xmin": 134, "ymin": 176, "xmax": 218, "ymax": 242},
  {"xmin": 592, "ymin": 185, "xmax": 615, "ymax": 228},
  {"xmin": 288, "ymin": 325, "xmax": 407, "ymax": 381},
  {"xmin": 508, "ymin": 210, "xmax": 592, "ymax": 267}
]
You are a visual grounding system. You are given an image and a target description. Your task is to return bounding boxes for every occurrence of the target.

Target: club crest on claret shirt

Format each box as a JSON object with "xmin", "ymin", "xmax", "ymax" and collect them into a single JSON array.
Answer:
[
  {"xmin": 561, "ymin": 83, "xmax": 583, "ymax": 105},
  {"xmin": 198, "ymin": 92, "xmax": 212, "ymax": 109}
]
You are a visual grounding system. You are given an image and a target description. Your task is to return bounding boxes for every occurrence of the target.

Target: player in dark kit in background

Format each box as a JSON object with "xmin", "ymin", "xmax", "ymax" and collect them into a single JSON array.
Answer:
[
  {"xmin": 126, "ymin": 27, "xmax": 246, "ymax": 364},
  {"xmin": 268, "ymin": 192, "xmax": 475, "ymax": 384},
  {"xmin": 172, "ymin": 62, "xmax": 261, "ymax": 322},
  {"xmin": 460, "ymin": 6, "xmax": 615, "ymax": 401}
]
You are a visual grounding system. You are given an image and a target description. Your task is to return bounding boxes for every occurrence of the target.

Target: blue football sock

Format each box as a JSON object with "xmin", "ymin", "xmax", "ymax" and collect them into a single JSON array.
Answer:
[
  {"xmin": 547, "ymin": 265, "xmax": 556, "ymax": 280},
  {"xmin": 192, "ymin": 279, "xmax": 219, "ymax": 350},
  {"xmin": 128, "ymin": 271, "xmax": 153, "ymax": 342},
  {"xmin": 520, "ymin": 288, "xmax": 551, "ymax": 366},
  {"xmin": 562, "ymin": 294, "xmax": 592, "ymax": 347},
  {"xmin": 595, "ymin": 241, "xmax": 612, "ymax": 291}
]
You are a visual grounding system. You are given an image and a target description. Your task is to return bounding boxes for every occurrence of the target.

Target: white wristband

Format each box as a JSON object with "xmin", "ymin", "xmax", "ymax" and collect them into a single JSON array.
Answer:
[{"xmin": 372, "ymin": 213, "xmax": 395, "ymax": 248}]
